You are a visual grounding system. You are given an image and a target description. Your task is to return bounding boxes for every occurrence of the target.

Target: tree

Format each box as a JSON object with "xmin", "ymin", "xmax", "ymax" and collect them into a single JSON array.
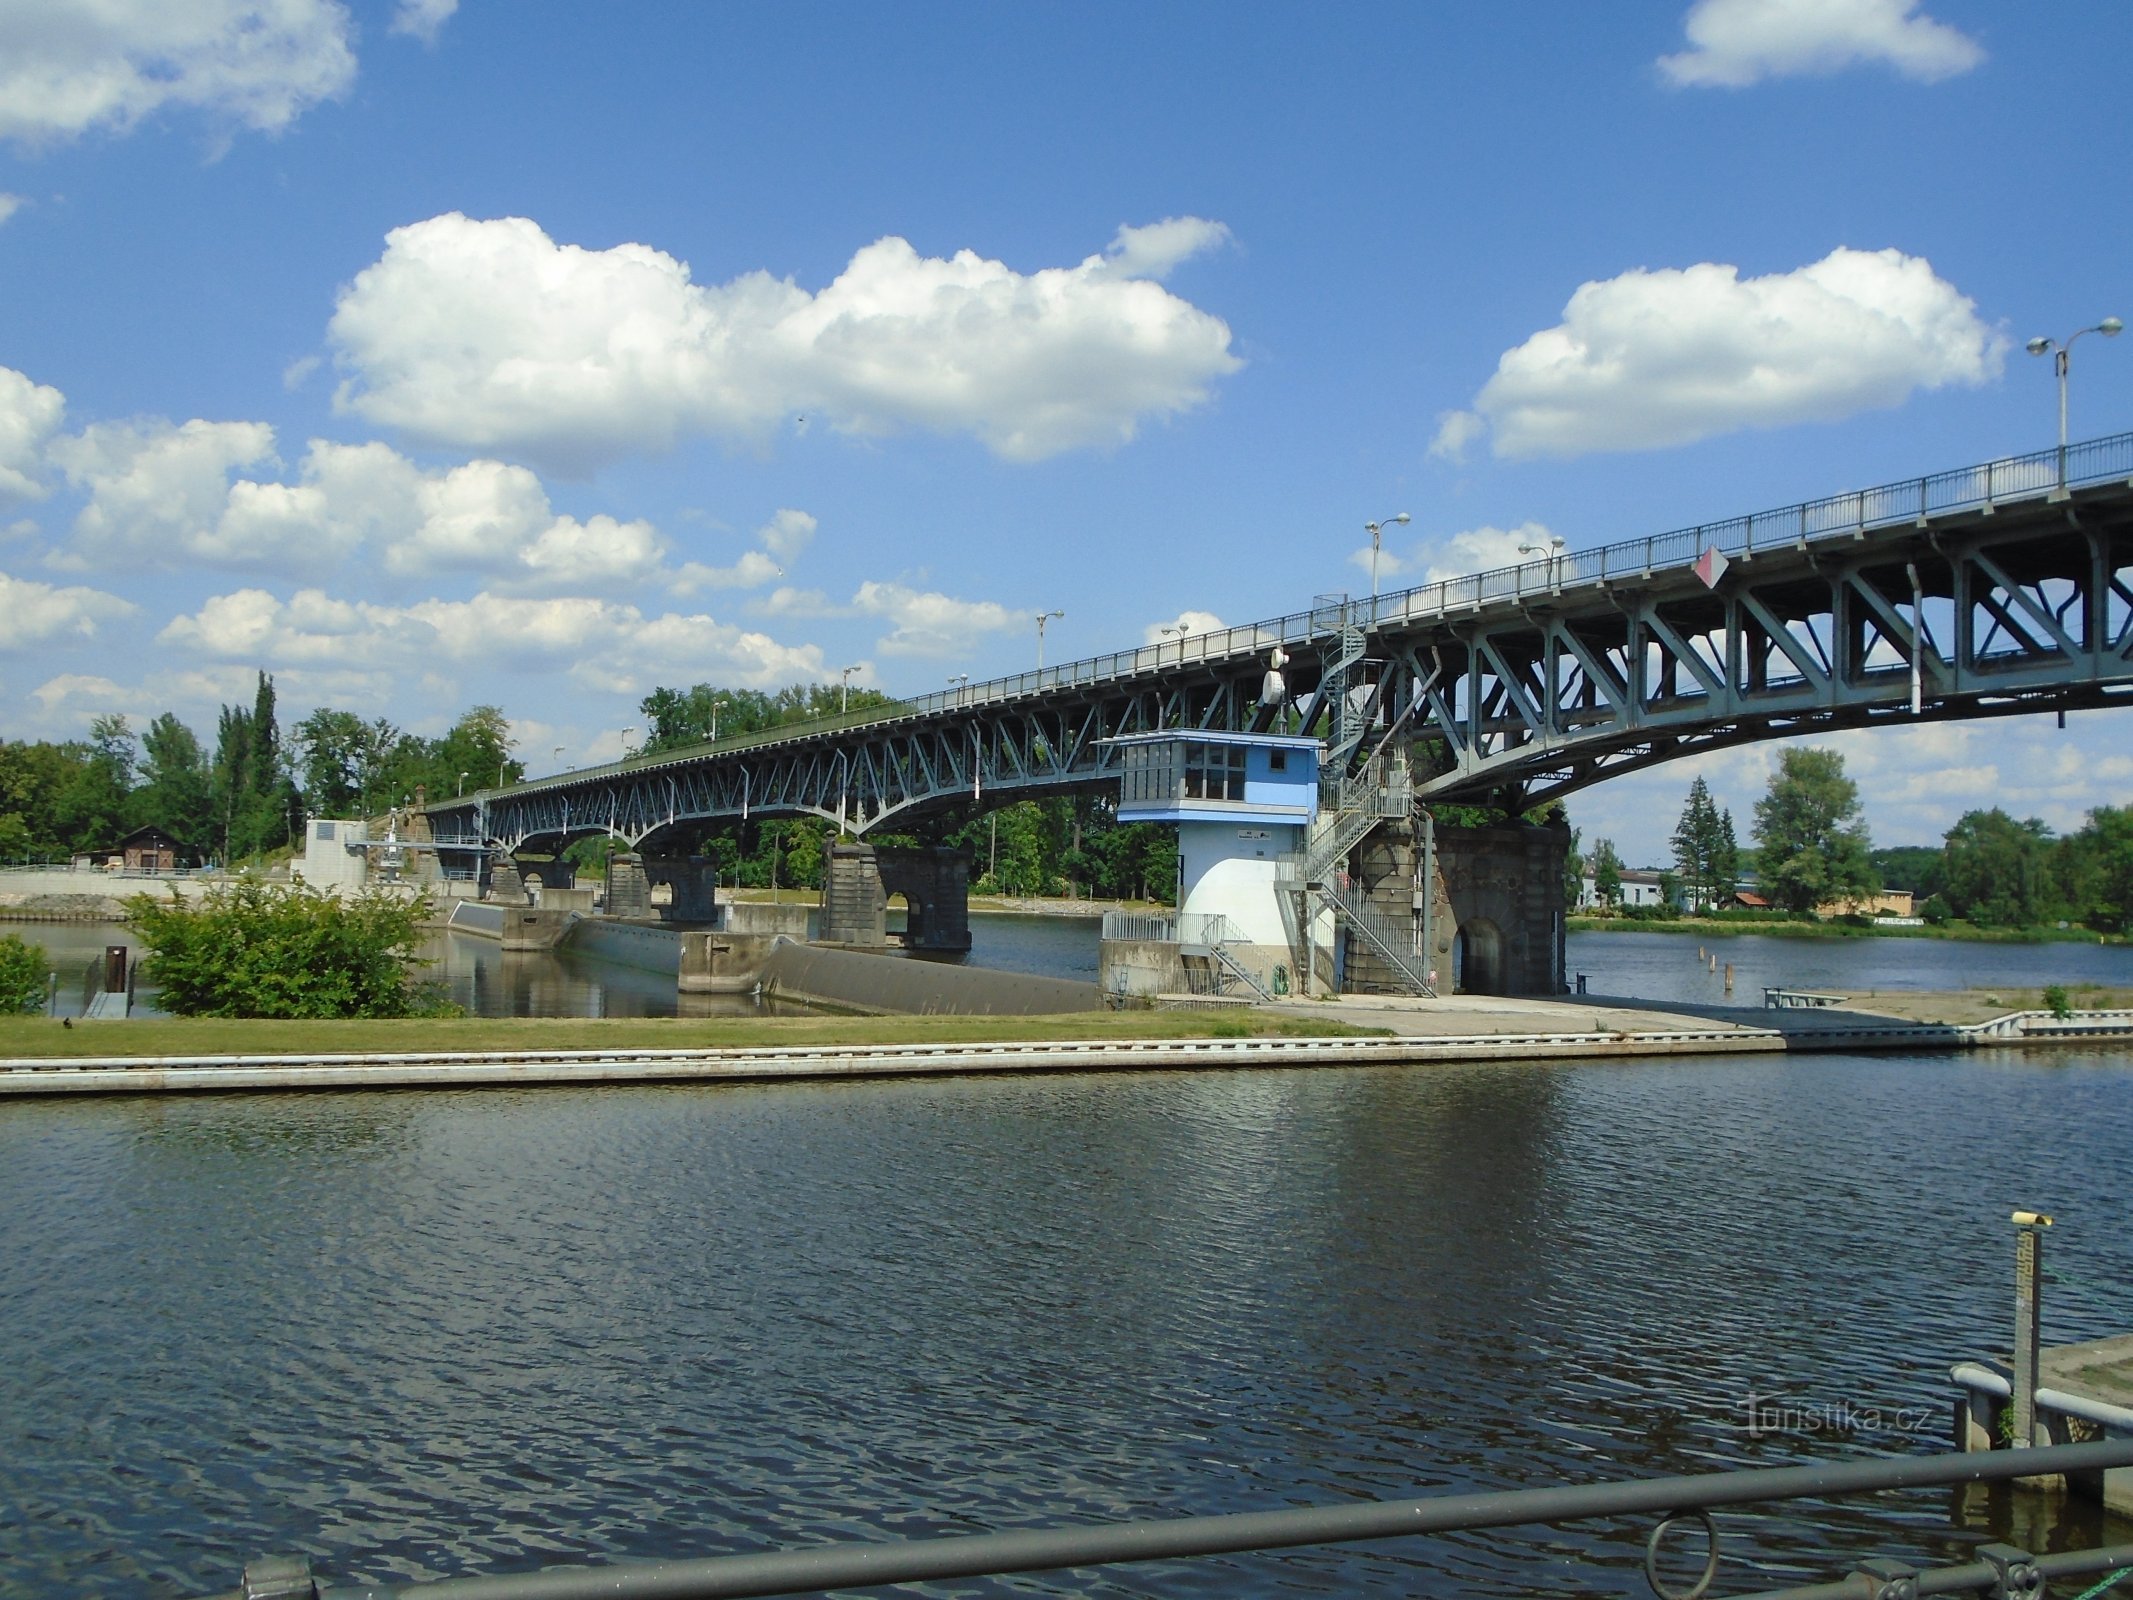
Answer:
[
  {"xmin": 127, "ymin": 880, "xmax": 452, "ymax": 1018},
  {"xmin": 2073, "ymin": 805, "xmax": 2133, "ymax": 932},
  {"xmin": 51, "ymin": 716, "xmax": 135, "ymax": 854},
  {"xmin": 293, "ymin": 708, "xmax": 373, "ymax": 817},
  {"xmin": 1713, "ymin": 808, "xmax": 1740, "ymax": 905},
  {"xmin": 1670, "ymin": 776, "xmax": 1729, "ymax": 911},
  {"xmin": 1939, "ymin": 809, "xmax": 2057, "ymax": 928},
  {"xmin": 1590, "ymin": 837, "xmax": 1624, "ymax": 909},
  {"xmin": 1752, "ymin": 747, "xmax": 1876, "ymax": 913},
  {"xmin": 0, "ymin": 933, "xmax": 47, "ymax": 1014},
  {"xmin": 132, "ymin": 713, "xmax": 212, "ymax": 846}
]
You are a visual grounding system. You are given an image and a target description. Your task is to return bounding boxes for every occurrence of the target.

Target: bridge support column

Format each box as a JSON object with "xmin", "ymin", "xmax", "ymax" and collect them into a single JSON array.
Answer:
[
  {"xmin": 1344, "ymin": 821, "xmax": 1457, "ymax": 996},
  {"xmin": 1431, "ymin": 821, "xmax": 1569, "ymax": 996},
  {"xmin": 642, "ymin": 856, "xmax": 719, "ymax": 925},
  {"xmin": 487, "ymin": 851, "xmax": 528, "ymax": 906},
  {"xmin": 819, "ymin": 842, "xmax": 973, "ymax": 954},
  {"xmin": 604, "ymin": 852, "xmax": 653, "ymax": 919}
]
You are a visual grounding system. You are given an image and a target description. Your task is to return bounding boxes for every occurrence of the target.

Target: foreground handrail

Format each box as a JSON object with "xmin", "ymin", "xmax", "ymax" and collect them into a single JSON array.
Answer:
[{"xmin": 226, "ymin": 1438, "xmax": 2133, "ymax": 1599}]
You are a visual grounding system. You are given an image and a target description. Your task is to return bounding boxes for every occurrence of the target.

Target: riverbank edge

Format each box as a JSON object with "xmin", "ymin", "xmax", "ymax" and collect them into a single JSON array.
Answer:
[
  {"xmin": 5, "ymin": 1005, "xmax": 2128, "ymax": 1096},
  {"xmin": 1567, "ymin": 915, "xmax": 2123, "ymax": 944}
]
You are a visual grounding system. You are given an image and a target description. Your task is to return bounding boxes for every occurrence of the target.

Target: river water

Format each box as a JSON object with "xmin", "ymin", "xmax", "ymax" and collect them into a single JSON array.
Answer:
[{"xmin": 2, "ymin": 923, "xmax": 2130, "ymax": 1597}]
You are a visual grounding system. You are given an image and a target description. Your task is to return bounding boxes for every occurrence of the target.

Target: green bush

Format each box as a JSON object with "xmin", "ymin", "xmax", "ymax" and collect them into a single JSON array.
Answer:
[
  {"xmin": 2043, "ymin": 984, "xmax": 2073, "ymax": 1020},
  {"xmin": 1920, "ymin": 894, "xmax": 1953, "ymax": 926},
  {"xmin": 127, "ymin": 879, "xmax": 455, "ymax": 1019},
  {"xmin": 0, "ymin": 933, "xmax": 48, "ymax": 1014}
]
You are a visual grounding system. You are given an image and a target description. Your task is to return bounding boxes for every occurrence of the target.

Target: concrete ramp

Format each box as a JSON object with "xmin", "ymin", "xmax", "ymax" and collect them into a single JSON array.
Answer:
[{"xmin": 761, "ymin": 941, "xmax": 1103, "ymax": 1015}]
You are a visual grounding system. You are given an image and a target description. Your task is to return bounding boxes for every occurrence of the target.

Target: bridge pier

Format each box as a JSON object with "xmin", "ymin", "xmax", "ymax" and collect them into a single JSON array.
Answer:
[
  {"xmin": 819, "ymin": 842, "xmax": 973, "ymax": 954},
  {"xmin": 1431, "ymin": 820, "xmax": 1569, "ymax": 996}
]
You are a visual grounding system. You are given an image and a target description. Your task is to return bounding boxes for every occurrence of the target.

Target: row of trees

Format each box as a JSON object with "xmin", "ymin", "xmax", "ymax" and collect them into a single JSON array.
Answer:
[
  {"xmin": 0, "ymin": 676, "xmax": 524, "ymax": 865},
  {"xmin": 1583, "ymin": 747, "xmax": 2133, "ymax": 932}
]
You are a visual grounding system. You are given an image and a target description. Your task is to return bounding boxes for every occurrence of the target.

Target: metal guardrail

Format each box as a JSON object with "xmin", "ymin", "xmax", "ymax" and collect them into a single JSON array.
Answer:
[
  {"xmin": 458, "ymin": 429, "xmax": 2133, "ymax": 804},
  {"xmin": 226, "ymin": 1438, "xmax": 2133, "ymax": 1600}
]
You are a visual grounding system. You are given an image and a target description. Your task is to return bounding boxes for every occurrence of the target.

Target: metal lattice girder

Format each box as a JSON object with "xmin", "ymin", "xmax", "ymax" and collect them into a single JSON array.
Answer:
[{"xmin": 426, "ymin": 435, "xmax": 2133, "ymax": 853}]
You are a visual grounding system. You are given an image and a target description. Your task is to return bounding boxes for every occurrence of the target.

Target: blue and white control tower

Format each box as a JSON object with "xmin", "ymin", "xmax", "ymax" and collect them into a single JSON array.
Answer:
[{"xmin": 1110, "ymin": 729, "xmax": 1320, "ymax": 948}]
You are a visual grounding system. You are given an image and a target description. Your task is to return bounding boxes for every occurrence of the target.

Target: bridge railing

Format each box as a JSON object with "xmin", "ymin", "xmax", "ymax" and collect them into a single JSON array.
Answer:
[{"xmin": 446, "ymin": 429, "xmax": 2133, "ymax": 807}]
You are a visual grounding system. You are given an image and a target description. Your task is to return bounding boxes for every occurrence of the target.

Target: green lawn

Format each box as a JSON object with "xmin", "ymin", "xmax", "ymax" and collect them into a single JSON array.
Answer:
[{"xmin": 0, "ymin": 1008, "xmax": 1374, "ymax": 1060}]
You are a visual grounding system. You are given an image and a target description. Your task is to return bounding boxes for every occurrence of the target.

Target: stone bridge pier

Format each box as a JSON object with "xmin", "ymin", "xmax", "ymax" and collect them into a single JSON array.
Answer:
[
  {"xmin": 819, "ymin": 841, "xmax": 973, "ymax": 954},
  {"xmin": 1345, "ymin": 817, "xmax": 1568, "ymax": 997}
]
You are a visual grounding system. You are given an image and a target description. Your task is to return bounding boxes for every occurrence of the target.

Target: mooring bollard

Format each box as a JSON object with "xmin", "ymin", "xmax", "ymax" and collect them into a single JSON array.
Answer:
[
  {"xmin": 1723, "ymin": 962, "xmax": 1733, "ymax": 994},
  {"xmin": 2012, "ymin": 1209, "xmax": 2053, "ymax": 1448}
]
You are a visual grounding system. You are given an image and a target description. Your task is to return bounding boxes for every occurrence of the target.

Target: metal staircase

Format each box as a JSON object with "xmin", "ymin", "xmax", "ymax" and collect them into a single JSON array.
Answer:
[
  {"xmin": 1175, "ymin": 912, "xmax": 1279, "ymax": 1002},
  {"xmin": 1276, "ymin": 744, "xmax": 1435, "ymax": 999},
  {"xmin": 1318, "ymin": 879, "xmax": 1438, "ymax": 997}
]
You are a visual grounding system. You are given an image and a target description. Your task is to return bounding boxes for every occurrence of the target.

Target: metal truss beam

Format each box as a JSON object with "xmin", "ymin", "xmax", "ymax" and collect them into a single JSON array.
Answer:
[{"xmin": 427, "ymin": 438, "xmax": 2133, "ymax": 854}]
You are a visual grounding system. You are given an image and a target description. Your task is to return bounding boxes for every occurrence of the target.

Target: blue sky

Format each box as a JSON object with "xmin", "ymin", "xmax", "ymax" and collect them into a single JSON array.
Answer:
[{"xmin": 2, "ymin": 0, "xmax": 2129, "ymax": 865}]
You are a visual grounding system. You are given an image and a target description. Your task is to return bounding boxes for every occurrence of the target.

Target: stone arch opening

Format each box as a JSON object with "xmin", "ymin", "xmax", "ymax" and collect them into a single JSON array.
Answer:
[{"xmin": 1454, "ymin": 916, "xmax": 1506, "ymax": 995}]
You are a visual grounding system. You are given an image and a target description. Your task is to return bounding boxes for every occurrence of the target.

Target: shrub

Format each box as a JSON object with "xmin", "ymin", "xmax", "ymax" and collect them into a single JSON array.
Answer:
[
  {"xmin": 127, "ymin": 879, "xmax": 455, "ymax": 1018},
  {"xmin": 2043, "ymin": 984, "xmax": 2073, "ymax": 1020},
  {"xmin": 1921, "ymin": 894, "xmax": 1953, "ymax": 926},
  {"xmin": 0, "ymin": 933, "xmax": 47, "ymax": 1014}
]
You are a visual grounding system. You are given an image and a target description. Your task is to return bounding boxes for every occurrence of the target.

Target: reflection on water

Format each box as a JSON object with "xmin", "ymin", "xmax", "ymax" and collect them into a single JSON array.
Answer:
[{"xmin": 2, "ymin": 1050, "xmax": 2129, "ymax": 1597}]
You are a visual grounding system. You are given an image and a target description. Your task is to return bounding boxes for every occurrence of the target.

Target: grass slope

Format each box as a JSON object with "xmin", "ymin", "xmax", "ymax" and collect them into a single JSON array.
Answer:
[{"xmin": 0, "ymin": 1009, "xmax": 1375, "ymax": 1061}]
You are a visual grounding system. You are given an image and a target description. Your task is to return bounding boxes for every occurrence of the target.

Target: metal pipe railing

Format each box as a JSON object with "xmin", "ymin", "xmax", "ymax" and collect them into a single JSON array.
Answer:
[{"xmin": 233, "ymin": 1438, "xmax": 2133, "ymax": 1600}]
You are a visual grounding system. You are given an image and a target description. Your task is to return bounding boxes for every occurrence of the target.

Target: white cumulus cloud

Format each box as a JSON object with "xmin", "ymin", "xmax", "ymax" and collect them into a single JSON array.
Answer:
[
  {"xmin": 390, "ymin": 0, "xmax": 455, "ymax": 45},
  {"xmin": 852, "ymin": 581, "xmax": 1022, "ymax": 658},
  {"xmin": 1659, "ymin": 0, "xmax": 1985, "ymax": 87},
  {"xmin": 0, "ymin": 0, "xmax": 358, "ymax": 148},
  {"xmin": 50, "ymin": 416, "xmax": 278, "ymax": 564},
  {"xmin": 1375, "ymin": 523, "xmax": 1558, "ymax": 586},
  {"xmin": 159, "ymin": 586, "xmax": 826, "ymax": 691},
  {"xmin": 1142, "ymin": 610, "xmax": 1225, "ymax": 645},
  {"xmin": 328, "ymin": 212, "xmax": 1241, "ymax": 471},
  {"xmin": 0, "ymin": 366, "xmax": 64, "ymax": 505},
  {"xmin": 0, "ymin": 568, "xmax": 135, "ymax": 649},
  {"xmin": 0, "ymin": 193, "xmax": 23, "ymax": 227},
  {"xmin": 1431, "ymin": 247, "xmax": 2002, "ymax": 461}
]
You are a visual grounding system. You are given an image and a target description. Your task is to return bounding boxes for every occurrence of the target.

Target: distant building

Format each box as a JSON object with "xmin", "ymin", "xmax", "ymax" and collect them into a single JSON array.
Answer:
[
  {"xmin": 1577, "ymin": 867, "xmax": 1679, "ymax": 910},
  {"xmin": 113, "ymin": 826, "xmax": 193, "ymax": 872},
  {"xmin": 1817, "ymin": 888, "xmax": 1915, "ymax": 918}
]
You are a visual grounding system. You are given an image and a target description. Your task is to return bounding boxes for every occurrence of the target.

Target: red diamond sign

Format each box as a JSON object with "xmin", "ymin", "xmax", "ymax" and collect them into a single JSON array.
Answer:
[{"xmin": 1694, "ymin": 545, "xmax": 1730, "ymax": 589}]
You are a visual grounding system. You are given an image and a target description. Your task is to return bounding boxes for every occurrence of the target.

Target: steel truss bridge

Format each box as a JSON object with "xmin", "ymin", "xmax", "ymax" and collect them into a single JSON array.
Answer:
[{"xmin": 429, "ymin": 432, "xmax": 2133, "ymax": 855}]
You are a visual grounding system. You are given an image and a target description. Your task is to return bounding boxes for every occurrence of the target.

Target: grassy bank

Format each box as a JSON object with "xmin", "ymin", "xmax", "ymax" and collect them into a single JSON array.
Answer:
[
  {"xmin": 1567, "ymin": 916, "xmax": 2120, "ymax": 944},
  {"xmin": 0, "ymin": 1008, "xmax": 1374, "ymax": 1061}
]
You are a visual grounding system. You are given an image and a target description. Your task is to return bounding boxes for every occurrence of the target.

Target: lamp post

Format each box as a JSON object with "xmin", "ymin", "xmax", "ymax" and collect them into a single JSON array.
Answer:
[
  {"xmin": 1160, "ymin": 623, "xmax": 1187, "ymax": 666},
  {"xmin": 947, "ymin": 672, "xmax": 969, "ymax": 707},
  {"xmin": 457, "ymin": 770, "xmax": 469, "ymax": 797},
  {"xmin": 1519, "ymin": 535, "xmax": 1567, "ymax": 589},
  {"xmin": 710, "ymin": 698, "xmax": 727, "ymax": 743},
  {"xmin": 1363, "ymin": 512, "xmax": 1410, "ymax": 600},
  {"xmin": 1035, "ymin": 609, "xmax": 1063, "ymax": 669},
  {"xmin": 553, "ymin": 745, "xmax": 565, "ymax": 770},
  {"xmin": 621, "ymin": 725, "xmax": 638, "ymax": 757},
  {"xmin": 2027, "ymin": 318, "xmax": 2122, "ymax": 482},
  {"xmin": 839, "ymin": 665, "xmax": 859, "ymax": 713}
]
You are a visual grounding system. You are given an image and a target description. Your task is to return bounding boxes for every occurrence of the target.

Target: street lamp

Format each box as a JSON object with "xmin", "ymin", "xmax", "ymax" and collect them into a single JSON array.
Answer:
[
  {"xmin": 1519, "ymin": 535, "xmax": 1566, "ymax": 588},
  {"xmin": 621, "ymin": 725, "xmax": 639, "ymax": 757},
  {"xmin": 553, "ymin": 745, "xmax": 565, "ymax": 770},
  {"xmin": 839, "ymin": 665, "xmax": 859, "ymax": 713},
  {"xmin": 1160, "ymin": 623, "xmax": 1188, "ymax": 665},
  {"xmin": 1035, "ymin": 609, "xmax": 1064, "ymax": 668},
  {"xmin": 947, "ymin": 673, "xmax": 969, "ymax": 706},
  {"xmin": 457, "ymin": 770, "xmax": 469, "ymax": 797},
  {"xmin": 1364, "ymin": 512, "xmax": 1410, "ymax": 599},
  {"xmin": 2026, "ymin": 316, "xmax": 2123, "ymax": 475},
  {"xmin": 710, "ymin": 697, "xmax": 728, "ymax": 743}
]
